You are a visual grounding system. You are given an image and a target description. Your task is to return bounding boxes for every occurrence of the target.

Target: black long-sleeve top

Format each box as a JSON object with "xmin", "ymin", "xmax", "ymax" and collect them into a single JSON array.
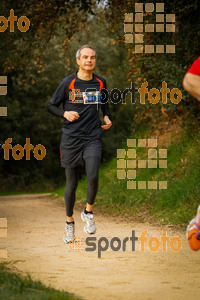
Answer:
[{"xmin": 47, "ymin": 71, "xmax": 111, "ymax": 139}]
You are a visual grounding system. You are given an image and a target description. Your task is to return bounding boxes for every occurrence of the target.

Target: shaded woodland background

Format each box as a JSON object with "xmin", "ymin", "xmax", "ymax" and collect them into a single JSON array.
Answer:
[{"xmin": 0, "ymin": 0, "xmax": 200, "ymax": 192}]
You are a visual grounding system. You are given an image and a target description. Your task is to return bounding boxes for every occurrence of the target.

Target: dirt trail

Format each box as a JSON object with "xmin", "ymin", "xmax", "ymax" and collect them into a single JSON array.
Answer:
[{"xmin": 0, "ymin": 194, "xmax": 200, "ymax": 300}]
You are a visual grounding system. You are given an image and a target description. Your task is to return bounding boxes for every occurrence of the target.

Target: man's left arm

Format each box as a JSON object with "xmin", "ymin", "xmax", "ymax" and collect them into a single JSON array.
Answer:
[
  {"xmin": 183, "ymin": 57, "xmax": 200, "ymax": 101},
  {"xmin": 101, "ymin": 80, "xmax": 112, "ymax": 130}
]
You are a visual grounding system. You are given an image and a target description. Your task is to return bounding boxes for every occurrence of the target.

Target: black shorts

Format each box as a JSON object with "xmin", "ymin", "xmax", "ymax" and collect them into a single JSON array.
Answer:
[{"xmin": 60, "ymin": 133, "xmax": 102, "ymax": 168}]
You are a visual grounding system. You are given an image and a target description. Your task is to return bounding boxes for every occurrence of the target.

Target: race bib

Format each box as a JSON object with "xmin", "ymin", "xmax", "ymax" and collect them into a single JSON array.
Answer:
[{"xmin": 83, "ymin": 91, "xmax": 101, "ymax": 104}]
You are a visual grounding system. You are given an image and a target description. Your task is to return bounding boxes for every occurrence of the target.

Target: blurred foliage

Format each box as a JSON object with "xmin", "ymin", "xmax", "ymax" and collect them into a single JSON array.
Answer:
[{"xmin": 0, "ymin": 0, "xmax": 97, "ymax": 71}]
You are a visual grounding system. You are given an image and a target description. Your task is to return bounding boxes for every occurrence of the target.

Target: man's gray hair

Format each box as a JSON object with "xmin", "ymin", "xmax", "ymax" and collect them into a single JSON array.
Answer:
[{"xmin": 76, "ymin": 45, "xmax": 97, "ymax": 59}]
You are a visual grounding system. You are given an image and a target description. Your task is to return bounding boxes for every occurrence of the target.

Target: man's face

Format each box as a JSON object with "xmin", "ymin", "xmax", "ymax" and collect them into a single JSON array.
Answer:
[{"xmin": 76, "ymin": 48, "xmax": 96, "ymax": 71}]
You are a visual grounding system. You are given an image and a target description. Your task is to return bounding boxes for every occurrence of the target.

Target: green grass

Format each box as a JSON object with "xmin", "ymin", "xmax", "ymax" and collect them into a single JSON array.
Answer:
[
  {"xmin": 0, "ymin": 191, "xmax": 51, "ymax": 196},
  {"xmin": 52, "ymin": 123, "xmax": 200, "ymax": 225},
  {"xmin": 0, "ymin": 263, "xmax": 80, "ymax": 300}
]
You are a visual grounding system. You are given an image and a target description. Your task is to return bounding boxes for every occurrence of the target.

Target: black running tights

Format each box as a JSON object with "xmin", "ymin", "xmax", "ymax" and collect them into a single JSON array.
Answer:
[{"xmin": 64, "ymin": 156, "xmax": 101, "ymax": 217}]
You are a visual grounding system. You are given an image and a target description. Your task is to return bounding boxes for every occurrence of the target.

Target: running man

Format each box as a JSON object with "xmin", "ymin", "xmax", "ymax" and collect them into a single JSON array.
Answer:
[
  {"xmin": 183, "ymin": 56, "xmax": 200, "ymax": 250},
  {"xmin": 47, "ymin": 45, "xmax": 112, "ymax": 243}
]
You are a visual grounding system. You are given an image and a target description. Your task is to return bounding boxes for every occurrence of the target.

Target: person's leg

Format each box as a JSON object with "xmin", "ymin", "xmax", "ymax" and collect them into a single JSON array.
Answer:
[
  {"xmin": 81, "ymin": 156, "xmax": 101, "ymax": 234},
  {"xmin": 63, "ymin": 166, "xmax": 79, "ymax": 243},
  {"xmin": 85, "ymin": 156, "xmax": 101, "ymax": 212},
  {"xmin": 64, "ymin": 166, "xmax": 79, "ymax": 222}
]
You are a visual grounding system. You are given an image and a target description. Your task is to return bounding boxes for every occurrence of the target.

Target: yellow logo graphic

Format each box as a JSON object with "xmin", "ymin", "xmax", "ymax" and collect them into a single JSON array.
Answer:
[
  {"xmin": 0, "ymin": 218, "xmax": 7, "ymax": 259},
  {"xmin": 117, "ymin": 138, "xmax": 167, "ymax": 189},
  {"xmin": 124, "ymin": 3, "xmax": 175, "ymax": 53}
]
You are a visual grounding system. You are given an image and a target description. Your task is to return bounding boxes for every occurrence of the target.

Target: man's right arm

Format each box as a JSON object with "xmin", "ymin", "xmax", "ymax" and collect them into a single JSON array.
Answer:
[
  {"xmin": 47, "ymin": 79, "xmax": 80, "ymax": 121},
  {"xmin": 47, "ymin": 79, "xmax": 66, "ymax": 118}
]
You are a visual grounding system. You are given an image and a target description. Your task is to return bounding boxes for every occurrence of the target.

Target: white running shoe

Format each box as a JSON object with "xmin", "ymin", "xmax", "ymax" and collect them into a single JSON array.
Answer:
[
  {"xmin": 63, "ymin": 222, "xmax": 75, "ymax": 243},
  {"xmin": 81, "ymin": 211, "xmax": 96, "ymax": 234}
]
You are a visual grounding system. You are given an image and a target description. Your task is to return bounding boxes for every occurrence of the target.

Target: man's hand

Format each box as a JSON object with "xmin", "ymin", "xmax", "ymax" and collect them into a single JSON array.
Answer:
[
  {"xmin": 101, "ymin": 116, "xmax": 112, "ymax": 130},
  {"xmin": 63, "ymin": 111, "xmax": 80, "ymax": 122}
]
